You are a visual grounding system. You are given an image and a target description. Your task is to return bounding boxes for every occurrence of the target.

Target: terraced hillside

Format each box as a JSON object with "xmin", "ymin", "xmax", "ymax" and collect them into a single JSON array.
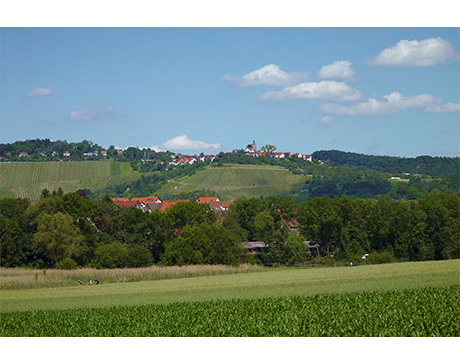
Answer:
[
  {"xmin": 0, "ymin": 161, "xmax": 138, "ymax": 201},
  {"xmin": 155, "ymin": 164, "xmax": 306, "ymax": 200}
]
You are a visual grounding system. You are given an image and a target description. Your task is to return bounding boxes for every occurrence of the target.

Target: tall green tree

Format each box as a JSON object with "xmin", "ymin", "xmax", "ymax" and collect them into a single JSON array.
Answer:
[
  {"xmin": 33, "ymin": 212, "xmax": 83, "ymax": 265},
  {"xmin": 162, "ymin": 223, "xmax": 242, "ymax": 266},
  {"xmin": 93, "ymin": 241, "xmax": 127, "ymax": 268}
]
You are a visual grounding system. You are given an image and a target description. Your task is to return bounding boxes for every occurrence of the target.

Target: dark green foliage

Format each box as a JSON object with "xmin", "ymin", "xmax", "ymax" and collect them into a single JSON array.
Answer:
[
  {"xmin": 296, "ymin": 193, "xmax": 460, "ymax": 262},
  {"xmin": 1, "ymin": 185, "xmax": 459, "ymax": 268},
  {"xmin": 55, "ymin": 258, "xmax": 78, "ymax": 270},
  {"xmin": 162, "ymin": 223, "xmax": 242, "ymax": 266},
  {"xmin": 313, "ymin": 150, "xmax": 460, "ymax": 178},
  {"xmin": 93, "ymin": 242, "xmax": 127, "ymax": 269},
  {"xmin": 126, "ymin": 245, "xmax": 153, "ymax": 268}
]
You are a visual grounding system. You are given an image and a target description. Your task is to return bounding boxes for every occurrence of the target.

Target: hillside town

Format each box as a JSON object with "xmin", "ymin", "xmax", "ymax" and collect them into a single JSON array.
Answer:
[
  {"xmin": 166, "ymin": 141, "xmax": 312, "ymax": 166},
  {"xmin": 1, "ymin": 139, "xmax": 312, "ymax": 164}
]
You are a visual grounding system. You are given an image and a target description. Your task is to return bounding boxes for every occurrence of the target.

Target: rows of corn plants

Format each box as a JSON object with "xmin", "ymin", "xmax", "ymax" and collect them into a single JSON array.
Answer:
[{"xmin": 2, "ymin": 285, "xmax": 458, "ymax": 336}]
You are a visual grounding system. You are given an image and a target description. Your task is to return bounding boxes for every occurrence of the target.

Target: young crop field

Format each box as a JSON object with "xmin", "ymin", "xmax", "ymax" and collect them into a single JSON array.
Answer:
[
  {"xmin": 156, "ymin": 164, "xmax": 305, "ymax": 200},
  {"xmin": 1, "ymin": 285, "xmax": 458, "ymax": 336},
  {"xmin": 1, "ymin": 260, "xmax": 458, "ymax": 337},
  {"xmin": 0, "ymin": 161, "xmax": 136, "ymax": 201}
]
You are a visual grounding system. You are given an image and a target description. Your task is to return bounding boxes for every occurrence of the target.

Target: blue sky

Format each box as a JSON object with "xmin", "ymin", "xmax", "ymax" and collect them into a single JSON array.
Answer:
[{"xmin": 1, "ymin": 25, "xmax": 459, "ymax": 157}]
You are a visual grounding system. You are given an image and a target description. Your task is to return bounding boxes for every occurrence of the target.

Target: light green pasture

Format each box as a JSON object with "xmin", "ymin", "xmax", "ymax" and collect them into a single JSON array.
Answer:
[{"xmin": 1, "ymin": 260, "xmax": 458, "ymax": 312}]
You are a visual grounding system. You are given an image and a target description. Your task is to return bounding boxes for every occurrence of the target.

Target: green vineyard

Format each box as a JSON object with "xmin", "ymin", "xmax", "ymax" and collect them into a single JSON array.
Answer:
[
  {"xmin": 156, "ymin": 164, "xmax": 306, "ymax": 200},
  {"xmin": 0, "ymin": 161, "xmax": 137, "ymax": 201},
  {"xmin": 0, "ymin": 162, "xmax": 307, "ymax": 201}
]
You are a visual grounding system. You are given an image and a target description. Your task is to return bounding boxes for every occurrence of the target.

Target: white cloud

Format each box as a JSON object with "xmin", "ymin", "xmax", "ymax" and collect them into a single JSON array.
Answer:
[
  {"xmin": 318, "ymin": 61, "xmax": 355, "ymax": 80},
  {"xmin": 255, "ymin": 81, "xmax": 362, "ymax": 102},
  {"xmin": 318, "ymin": 92, "xmax": 460, "ymax": 116},
  {"xmin": 69, "ymin": 99, "xmax": 117, "ymax": 121},
  {"xmin": 364, "ymin": 37, "xmax": 458, "ymax": 67},
  {"xmin": 151, "ymin": 135, "xmax": 221, "ymax": 152},
  {"xmin": 23, "ymin": 88, "xmax": 59, "ymax": 99},
  {"xmin": 220, "ymin": 64, "xmax": 309, "ymax": 87},
  {"xmin": 320, "ymin": 115, "xmax": 335, "ymax": 126},
  {"xmin": 69, "ymin": 107, "xmax": 93, "ymax": 121}
]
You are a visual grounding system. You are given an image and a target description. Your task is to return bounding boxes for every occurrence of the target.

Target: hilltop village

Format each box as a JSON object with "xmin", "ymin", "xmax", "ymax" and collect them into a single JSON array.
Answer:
[
  {"xmin": 0, "ymin": 139, "xmax": 312, "ymax": 164},
  {"xmin": 166, "ymin": 141, "xmax": 312, "ymax": 167}
]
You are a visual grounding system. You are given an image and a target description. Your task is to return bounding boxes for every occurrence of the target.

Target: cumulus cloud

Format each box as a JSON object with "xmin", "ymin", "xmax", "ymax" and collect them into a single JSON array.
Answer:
[
  {"xmin": 364, "ymin": 37, "xmax": 458, "ymax": 67},
  {"xmin": 151, "ymin": 135, "xmax": 221, "ymax": 152},
  {"xmin": 69, "ymin": 107, "xmax": 94, "ymax": 121},
  {"xmin": 23, "ymin": 88, "xmax": 60, "ymax": 99},
  {"xmin": 318, "ymin": 61, "xmax": 355, "ymax": 80},
  {"xmin": 320, "ymin": 115, "xmax": 335, "ymax": 126},
  {"xmin": 220, "ymin": 64, "xmax": 309, "ymax": 87},
  {"xmin": 255, "ymin": 81, "xmax": 362, "ymax": 102},
  {"xmin": 69, "ymin": 99, "xmax": 117, "ymax": 121},
  {"xmin": 318, "ymin": 92, "xmax": 460, "ymax": 116}
]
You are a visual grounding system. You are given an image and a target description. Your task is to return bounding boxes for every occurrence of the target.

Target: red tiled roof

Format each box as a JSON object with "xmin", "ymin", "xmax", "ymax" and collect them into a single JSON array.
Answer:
[{"xmin": 195, "ymin": 196, "xmax": 220, "ymax": 204}]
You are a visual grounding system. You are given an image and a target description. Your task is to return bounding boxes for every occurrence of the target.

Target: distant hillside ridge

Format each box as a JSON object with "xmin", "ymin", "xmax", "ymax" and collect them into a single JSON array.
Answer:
[{"xmin": 312, "ymin": 150, "xmax": 460, "ymax": 177}]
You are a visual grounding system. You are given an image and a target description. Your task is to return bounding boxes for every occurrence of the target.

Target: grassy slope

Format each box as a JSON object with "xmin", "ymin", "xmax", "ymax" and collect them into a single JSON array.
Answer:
[
  {"xmin": 0, "ymin": 161, "xmax": 137, "ymax": 201},
  {"xmin": 1, "ymin": 260, "xmax": 458, "ymax": 312},
  {"xmin": 156, "ymin": 164, "xmax": 306, "ymax": 200}
]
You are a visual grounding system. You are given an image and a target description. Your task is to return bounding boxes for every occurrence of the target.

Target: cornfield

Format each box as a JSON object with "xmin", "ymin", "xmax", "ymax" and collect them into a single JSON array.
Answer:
[{"xmin": 1, "ymin": 286, "xmax": 458, "ymax": 336}]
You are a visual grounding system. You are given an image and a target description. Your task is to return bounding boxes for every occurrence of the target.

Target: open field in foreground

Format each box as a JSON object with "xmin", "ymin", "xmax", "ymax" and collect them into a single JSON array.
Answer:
[
  {"xmin": 1, "ymin": 261, "xmax": 458, "ymax": 337},
  {"xmin": 1, "ymin": 285, "xmax": 458, "ymax": 336},
  {"xmin": 1, "ymin": 260, "xmax": 458, "ymax": 313}
]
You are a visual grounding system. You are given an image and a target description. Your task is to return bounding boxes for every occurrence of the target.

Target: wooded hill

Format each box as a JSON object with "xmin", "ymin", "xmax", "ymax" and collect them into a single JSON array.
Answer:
[
  {"xmin": 313, "ymin": 150, "xmax": 460, "ymax": 177},
  {"xmin": 1, "ymin": 139, "xmax": 459, "ymax": 202}
]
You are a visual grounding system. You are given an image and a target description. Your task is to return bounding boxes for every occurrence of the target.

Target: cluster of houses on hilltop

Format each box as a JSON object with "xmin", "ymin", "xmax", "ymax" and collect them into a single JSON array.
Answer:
[
  {"xmin": 239, "ymin": 141, "xmax": 312, "ymax": 161},
  {"xmin": 10, "ymin": 140, "xmax": 312, "ymax": 163},
  {"xmin": 17, "ymin": 151, "xmax": 74, "ymax": 158},
  {"xmin": 166, "ymin": 140, "xmax": 312, "ymax": 166},
  {"xmin": 167, "ymin": 154, "xmax": 217, "ymax": 166}
]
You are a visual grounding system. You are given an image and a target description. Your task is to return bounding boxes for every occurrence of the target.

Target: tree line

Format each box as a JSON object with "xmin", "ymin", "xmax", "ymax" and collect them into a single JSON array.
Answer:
[
  {"xmin": 299, "ymin": 165, "xmax": 459, "ymax": 202},
  {"xmin": 313, "ymin": 149, "xmax": 460, "ymax": 178},
  {"xmin": 1, "ymin": 189, "xmax": 458, "ymax": 269}
]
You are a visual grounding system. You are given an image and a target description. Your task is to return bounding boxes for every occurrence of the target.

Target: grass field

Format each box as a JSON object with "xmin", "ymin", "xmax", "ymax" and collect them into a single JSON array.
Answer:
[
  {"xmin": 1, "ymin": 260, "xmax": 458, "ymax": 313},
  {"xmin": 0, "ymin": 161, "xmax": 137, "ymax": 201},
  {"xmin": 156, "ymin": 164, "xmax": 306, "ymax": 200},
  {"xmin": 1, "ymin": 260, "xmax": 458, "ymax": 337},
  {"xmin": 2, "ymin": 285, "xmax": 458, "ymax": 336}
]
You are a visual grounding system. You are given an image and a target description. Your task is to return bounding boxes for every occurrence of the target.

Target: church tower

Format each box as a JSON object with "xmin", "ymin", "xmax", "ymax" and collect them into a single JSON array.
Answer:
[{"xmin": 252, "ymin": 140, "xmax": 256, "ymax": 152}]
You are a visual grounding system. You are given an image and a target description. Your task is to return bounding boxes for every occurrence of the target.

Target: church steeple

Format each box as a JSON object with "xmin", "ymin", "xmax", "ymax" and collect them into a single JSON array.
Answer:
[{"xmin": 252, "ymin": 140, "xmax": 256, "ymax": 151}]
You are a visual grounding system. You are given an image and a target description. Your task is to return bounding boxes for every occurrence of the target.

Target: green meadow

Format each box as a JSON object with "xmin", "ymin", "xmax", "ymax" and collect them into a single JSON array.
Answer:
[
  {"xmin": 1, "ymin": 260, "xmax": 458, "ymax": 313},
  {"xmin": 1, "ymin": 260, "xmax": 458, "ymax": 336}
]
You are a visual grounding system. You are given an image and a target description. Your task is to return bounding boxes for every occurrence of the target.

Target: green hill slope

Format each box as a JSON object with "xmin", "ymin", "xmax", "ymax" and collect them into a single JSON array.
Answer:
[
  {"xmin": 155, "ymin": 164, "xmax": 306, "ymax": 200},
  {"xmin": 0, "ymin": 161, "xmax": 138, "ymax": 201}
]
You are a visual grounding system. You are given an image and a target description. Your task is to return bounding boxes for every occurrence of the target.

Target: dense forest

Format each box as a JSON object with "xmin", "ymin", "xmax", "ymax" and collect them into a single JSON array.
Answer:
[
  {"xmin": 1, "ymin": 189, "xmax": 458, "ymax": 269},
  {"xmin": 313, "ymin": 150, "xmax": 460, "ymax": 178}
]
